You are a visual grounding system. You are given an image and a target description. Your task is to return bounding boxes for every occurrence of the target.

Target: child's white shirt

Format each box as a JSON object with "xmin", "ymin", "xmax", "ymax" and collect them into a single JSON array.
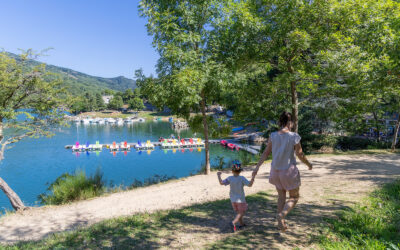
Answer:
[{"xmin": 222, "ymin": 175, "xmax": 250, "ymax": 203}]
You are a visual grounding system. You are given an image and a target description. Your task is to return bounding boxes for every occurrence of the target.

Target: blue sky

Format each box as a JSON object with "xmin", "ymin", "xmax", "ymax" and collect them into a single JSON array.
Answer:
[{"xmin": 0, "ymin": 0, "xmax": 158, "ymax": 78}]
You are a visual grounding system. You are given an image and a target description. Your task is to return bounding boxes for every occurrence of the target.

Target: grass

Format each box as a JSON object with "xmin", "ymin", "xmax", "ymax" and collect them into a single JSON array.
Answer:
[
  {"xmin": 318, "ymin": 179, "xmax": 400, "ymax": 249},
  {"xmin": 2, "ymin": 178, "xmax": 400, "ymax": 249},
  {"xmin": 2, "ymin": 192, "xmax": 271, "ymax": 249},
  {"xmin": 38, "ymin": 169, "xmax": 105, "ymax": 205}
]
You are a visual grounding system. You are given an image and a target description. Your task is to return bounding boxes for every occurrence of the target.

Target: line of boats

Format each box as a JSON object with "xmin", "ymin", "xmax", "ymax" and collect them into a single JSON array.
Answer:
[
  {"xmin": 220, "ymin": 140, "xmax": 240, "ymax": 150},
  {"xmin": 72, "ymin": 117, "xmax": 146, "ymax": 125},
  {"xmin": 71, "ymin": 138, "xmax": 205, "ymax": 153}
]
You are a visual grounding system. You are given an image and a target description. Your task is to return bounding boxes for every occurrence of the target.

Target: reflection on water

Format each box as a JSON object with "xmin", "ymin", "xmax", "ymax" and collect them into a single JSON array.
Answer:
[{"xmin": 0, "ymin": 121, "xmax": 250, "ymax": 213}]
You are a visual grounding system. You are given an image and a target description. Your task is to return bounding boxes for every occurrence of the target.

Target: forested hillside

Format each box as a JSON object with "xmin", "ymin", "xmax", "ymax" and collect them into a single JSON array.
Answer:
[{"xmin": 7, "ymin": 52, "xmax": 136, "ymax": 94}]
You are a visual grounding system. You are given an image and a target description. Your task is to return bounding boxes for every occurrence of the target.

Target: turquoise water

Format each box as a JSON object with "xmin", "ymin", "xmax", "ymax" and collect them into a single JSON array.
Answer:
[{"xmin": 0, "ymin": 121, "xmax": 247, "ymax": 213}]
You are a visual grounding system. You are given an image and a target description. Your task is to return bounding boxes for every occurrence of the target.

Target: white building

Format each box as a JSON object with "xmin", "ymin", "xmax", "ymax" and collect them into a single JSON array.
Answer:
[{"xmin": 102, "ymin": 95, "xmax": 113, "ymax": 104}]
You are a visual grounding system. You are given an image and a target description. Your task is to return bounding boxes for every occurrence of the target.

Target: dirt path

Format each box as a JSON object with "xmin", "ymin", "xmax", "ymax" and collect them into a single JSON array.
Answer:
[{"xmin": 0, "ymin": 154, "xmax": 399, "ymax": 246}]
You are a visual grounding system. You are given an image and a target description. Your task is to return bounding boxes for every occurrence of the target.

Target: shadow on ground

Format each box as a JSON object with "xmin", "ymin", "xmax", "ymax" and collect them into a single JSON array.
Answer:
[
  {"xmin": 8, "ymin": 192, "xmax": 350, "ymax": 249},
  {"xmin": 6, "ymin": 153, "xmax": 400, "ymax": 249}
]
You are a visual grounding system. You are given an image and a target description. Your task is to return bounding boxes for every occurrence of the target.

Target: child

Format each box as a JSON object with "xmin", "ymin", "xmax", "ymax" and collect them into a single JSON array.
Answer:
[{"xmin": 217, "ymin": 161, "xmax": 255, "ymax": 232}]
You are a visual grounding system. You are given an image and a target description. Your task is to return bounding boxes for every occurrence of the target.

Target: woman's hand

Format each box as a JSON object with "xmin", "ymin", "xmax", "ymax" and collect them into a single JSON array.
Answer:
[{"xmin": 307, "ymin": 163, "xmax": 313, "ymax": 170}]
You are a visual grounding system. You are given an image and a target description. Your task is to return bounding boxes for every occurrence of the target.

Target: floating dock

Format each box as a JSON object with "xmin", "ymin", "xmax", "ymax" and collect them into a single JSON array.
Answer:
[{"xmin": 66, "ymin": 139, "xmax": 260, "ymax": 155}]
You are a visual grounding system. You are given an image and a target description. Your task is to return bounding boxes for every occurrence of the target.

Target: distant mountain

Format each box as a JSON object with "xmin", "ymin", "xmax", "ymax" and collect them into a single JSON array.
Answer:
[{"xmin": 7, "ymin": 52, "xmax": 136, "ymax": 94}]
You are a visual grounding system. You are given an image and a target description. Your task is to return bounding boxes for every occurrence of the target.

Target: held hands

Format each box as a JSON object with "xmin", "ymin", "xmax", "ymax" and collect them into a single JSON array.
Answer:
[{"xmin": 252, "ymin": 167, "xmax": 258, "ymax": 178}]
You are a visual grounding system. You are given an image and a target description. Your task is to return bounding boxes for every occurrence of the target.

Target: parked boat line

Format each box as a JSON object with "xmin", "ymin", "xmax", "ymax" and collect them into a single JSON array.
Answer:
[
  {"xmin": 71, "ymin": 117, "xmax": 146, "ymax": 125},
  {"xmin": 66, "ymin": 139, "xmax": 259, "ymax": 155}
]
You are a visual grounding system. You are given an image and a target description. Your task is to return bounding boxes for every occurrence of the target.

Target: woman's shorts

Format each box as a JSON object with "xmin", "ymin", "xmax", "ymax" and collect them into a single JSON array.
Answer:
[
  {"xmin": 269, "ymin": 164, "xmax": 301, "ymax": 191},
  {"xmin": 231, "ymin": 202, "xmax": 248, "ymax": 213}
]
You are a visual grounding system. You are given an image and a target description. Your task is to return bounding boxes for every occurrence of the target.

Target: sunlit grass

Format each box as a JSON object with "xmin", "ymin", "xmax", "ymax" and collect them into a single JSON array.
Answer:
[{"xmin": 319, "ymin": 179, "xmax": 400, "ymax": 249}]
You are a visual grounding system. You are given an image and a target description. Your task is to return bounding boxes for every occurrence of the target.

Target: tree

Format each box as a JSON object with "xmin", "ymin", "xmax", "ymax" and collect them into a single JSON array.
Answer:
[
  {"xmin": 122, "ymin": 89, "xmax": 135, "ymax": 103},
  {"xmin": 319, "ymin": 0, "xmax": 400, "ymax": 144},
  {"xmin": 107, "ymin": 95, "xmax": 123, "ymax": 110},
  {"xmin": 95, "ymin": 93, "xmax": 106, "ymax": 110},
  {"xmin": 0, "ymin": 51, "xmax": 66, "ymax": 211},
  {"xmin": 213, "ymin": 0, "xmax": 359, "ymax": 133},
  {"xmin": 128, "ymin": 97, "xmax": 145, "ymax": 111},
  {"xmin": 139, "ymin": 0, "xmax": 230, "ymax": 174}
]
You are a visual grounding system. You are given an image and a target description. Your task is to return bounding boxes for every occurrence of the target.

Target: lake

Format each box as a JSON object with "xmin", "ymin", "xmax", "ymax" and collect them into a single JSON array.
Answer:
[{"xmin": 0, "ymin": 121, "xmax": 252, "ymax": 213}]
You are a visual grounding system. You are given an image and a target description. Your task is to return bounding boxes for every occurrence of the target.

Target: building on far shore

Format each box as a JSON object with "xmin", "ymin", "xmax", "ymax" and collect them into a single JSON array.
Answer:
[{"xmin": 102, "ymin": 95, "xmax": 113, "ymax": 104}]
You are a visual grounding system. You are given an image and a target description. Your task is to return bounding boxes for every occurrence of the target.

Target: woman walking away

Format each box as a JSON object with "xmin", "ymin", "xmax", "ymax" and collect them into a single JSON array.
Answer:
[{"xmin": 252, "ymin": 111, "xmax": 313, "ymax": 231}]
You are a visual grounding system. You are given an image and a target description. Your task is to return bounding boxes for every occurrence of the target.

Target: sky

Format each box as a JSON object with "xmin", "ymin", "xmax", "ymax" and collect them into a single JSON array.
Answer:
[{"xmin": 0, "ymin": 0, "xmax": 158, "ymax": 78}]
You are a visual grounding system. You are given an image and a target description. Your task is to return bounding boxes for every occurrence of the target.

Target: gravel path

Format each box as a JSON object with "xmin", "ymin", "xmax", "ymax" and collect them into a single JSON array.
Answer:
[{"xmin": 0, "ymin": 153, "xmax": 399, "ymax": 245}]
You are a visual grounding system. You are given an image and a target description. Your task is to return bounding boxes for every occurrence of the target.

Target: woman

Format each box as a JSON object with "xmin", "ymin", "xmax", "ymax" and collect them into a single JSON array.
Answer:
[{"xmin": 252, "ymin": 111, "xmax": 313, "ymax": 231}]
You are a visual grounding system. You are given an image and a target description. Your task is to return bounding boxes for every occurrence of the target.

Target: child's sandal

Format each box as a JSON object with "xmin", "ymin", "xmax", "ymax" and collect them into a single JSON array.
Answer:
[{"xmin": 230, "ymin": 222, "xmax": 237, "ymax": 233}]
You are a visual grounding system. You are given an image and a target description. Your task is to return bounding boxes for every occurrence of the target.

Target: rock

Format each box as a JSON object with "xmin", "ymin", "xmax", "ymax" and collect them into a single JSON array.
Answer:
[{"xmin": 249, "ymin": 133, "xmax": 267, "ymax": 142}]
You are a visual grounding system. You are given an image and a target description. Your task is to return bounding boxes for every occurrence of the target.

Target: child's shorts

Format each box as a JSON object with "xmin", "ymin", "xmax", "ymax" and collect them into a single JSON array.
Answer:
[
  {"xmin": 269, "ymin": 164, "xmax": 301, "ymax": 191},
  {"xmin": 232, "ymin": 202, "xmax": 248, "ymax": 213}
]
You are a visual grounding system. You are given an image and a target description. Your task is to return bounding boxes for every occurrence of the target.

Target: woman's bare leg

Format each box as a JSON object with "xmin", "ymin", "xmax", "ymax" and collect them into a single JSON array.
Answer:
[
  {"xmin": 278, "ymin": 187, "xmax": 300, "ymax": 227},
  {"xmin": 276, "ymin": 188, "xmax": 288, "ymax": 231},
  {"xmin": 276, "ymin": 188, "xmax": 286, "ymax": 214}
]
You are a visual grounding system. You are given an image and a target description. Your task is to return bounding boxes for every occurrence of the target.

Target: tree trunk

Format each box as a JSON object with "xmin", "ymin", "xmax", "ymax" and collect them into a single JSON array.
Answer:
[
  {"xmin": 0, "ymin": 121, "xmax": 26, "ymax": 211},
  {"xmin": 200, "ymin": 91, "xmax": 210, "ymax": 175},
  {"xmin": 372, "ymin": 111, "xmax": 381, "ymax": 142},
  {"xmin": 0, "ymin": 177, "xmax": 26, "ymax": 211},
  {"xmin": 391, "ymin": 112, "xmax": 400, "ymax": 152},
  {"xmin": 290, "ymin": 81, "xmax": 299, "ymax": 133}
]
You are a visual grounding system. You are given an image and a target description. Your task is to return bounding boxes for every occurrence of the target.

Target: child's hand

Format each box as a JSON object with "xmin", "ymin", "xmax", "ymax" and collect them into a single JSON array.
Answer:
[{"xmin": 217, "ymin": 171, "xmax": 222, "ymax": 176}]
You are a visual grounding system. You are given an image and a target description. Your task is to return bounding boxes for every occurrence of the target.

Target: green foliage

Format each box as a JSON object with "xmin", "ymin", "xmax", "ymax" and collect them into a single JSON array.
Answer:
[
  {"xmin": 188, "ymin": 114, "xmax": 231, "ymax": 138},
  {"xmin": 128, "ymin": 97, "xmax": 145, "ymax": 111},
  {"xmin": 212, "ymin": 156, "xmax": 228, "ymax": 170},
  {"xmin": 38, "ymin": 169, "xmax": 105, "ymax": 205},
  {"xmin": 0, "ymin": 51, "xmax": 67, "ymax": 162},
  {"xmin": 319, "ymin": 179, "xmax": 400, "ymax": 249},
  {"xmin": 6, "ymin": 52, "xmax": 136, "ymax": 95},
  {"xmin": 107, "ymin": 96, "xmax": 124, "ymax": 110}
]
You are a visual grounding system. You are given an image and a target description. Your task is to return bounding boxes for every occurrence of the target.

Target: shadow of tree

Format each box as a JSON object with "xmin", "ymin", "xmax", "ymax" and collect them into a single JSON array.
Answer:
[{"xmin": 10, "ymin": 192, "xmax": 351, "ymax": 249}]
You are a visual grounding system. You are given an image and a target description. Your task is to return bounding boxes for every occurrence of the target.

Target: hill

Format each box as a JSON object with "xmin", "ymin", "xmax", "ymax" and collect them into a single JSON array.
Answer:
[{"xmin": 7, "ymin": 52, "xmax": 136, "ymax": 94}]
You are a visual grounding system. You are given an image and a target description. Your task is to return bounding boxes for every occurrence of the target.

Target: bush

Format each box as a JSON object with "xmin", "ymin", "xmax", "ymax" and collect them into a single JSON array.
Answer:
[
  {"xmin": 38, "ymin": 168, "xmax": 105, "ymax": 205},
  {"xmin": 319, "ymin": 179, "xmax": 400, "ymax": 249},
  {"xmin": 212, "ymin": 156, "xmax": 228, "ymax": 170},
  {"xmin": 300, "ymin": 134, "xmax": 391, "ymax": 154}
]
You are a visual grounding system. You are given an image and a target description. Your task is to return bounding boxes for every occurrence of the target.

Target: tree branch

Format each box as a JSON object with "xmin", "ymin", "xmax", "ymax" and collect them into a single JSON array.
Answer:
[{"xmin": 0, "ymin": 132, "xmax": 34, "ymax": 161}]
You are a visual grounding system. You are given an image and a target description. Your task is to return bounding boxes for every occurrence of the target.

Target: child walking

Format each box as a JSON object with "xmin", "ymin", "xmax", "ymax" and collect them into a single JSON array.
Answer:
[{"xmin": 217, "ymin": 161, "xmax": 255, "ymax": 232}]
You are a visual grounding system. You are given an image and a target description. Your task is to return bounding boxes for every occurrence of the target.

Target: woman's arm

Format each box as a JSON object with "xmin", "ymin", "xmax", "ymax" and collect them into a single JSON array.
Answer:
[
  {"xmin": 294, "ymin": 143, "xmax": 313, "ymax": 170},
  {"xmin": 248, "ymin": 175, "xmax": 255, "ymax": 187},
  {"xmin": 253, "ymin": 139, "xmax": 272, "ymax": 175}
]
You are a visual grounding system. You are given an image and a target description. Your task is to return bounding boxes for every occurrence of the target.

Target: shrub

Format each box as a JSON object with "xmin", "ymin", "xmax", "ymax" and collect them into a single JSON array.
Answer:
[
  {"xmin": 38, "ymin": 168, "xmax": 105, "ymax": 205},
  {"xmin": 212, "ymin": 156, "xmax": 227, "ymax": 170}
]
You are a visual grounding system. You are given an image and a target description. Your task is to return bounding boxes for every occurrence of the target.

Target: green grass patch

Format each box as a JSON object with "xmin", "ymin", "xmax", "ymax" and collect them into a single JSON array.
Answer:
[
  {"xmin": 3, "ymin": 193, "xmax": 271, "ymax": 249},
  {"xmin": 319, "ymin": 179, "xmax": 400, "ymax": 249},
  {"xmin": 38, "ymin": 169, "xmax": 105, "ymax": 205}
]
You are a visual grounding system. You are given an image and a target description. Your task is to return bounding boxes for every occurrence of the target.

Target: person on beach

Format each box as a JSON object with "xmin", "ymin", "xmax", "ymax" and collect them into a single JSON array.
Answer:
[
  {"xmin": 217, "ymin": 161, "xmax": 255, "ymax": 232},
  {"xmin": 252, "ymin": 111, "xmax": 313, "ymax": 231}
]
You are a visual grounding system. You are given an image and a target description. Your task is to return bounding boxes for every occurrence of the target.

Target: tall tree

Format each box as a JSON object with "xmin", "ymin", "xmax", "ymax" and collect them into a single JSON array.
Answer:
[
  {"xmin": 0, "ymin": 51, "xmax": 66, "ymax": 211},
  {"xmin": 139, "ymin": 0, "xmax": 229, "ymax": 174},
  {"xmin": 107, "ymin": 95, "xmax": 123, "ymax": 110},
  {"xmin": 214, "ymin": 0, "xmax": 355, "ymax": 133},
  {"xmin": 128, "ymin": 97, "xmax": 145, "ymax": 111}
]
